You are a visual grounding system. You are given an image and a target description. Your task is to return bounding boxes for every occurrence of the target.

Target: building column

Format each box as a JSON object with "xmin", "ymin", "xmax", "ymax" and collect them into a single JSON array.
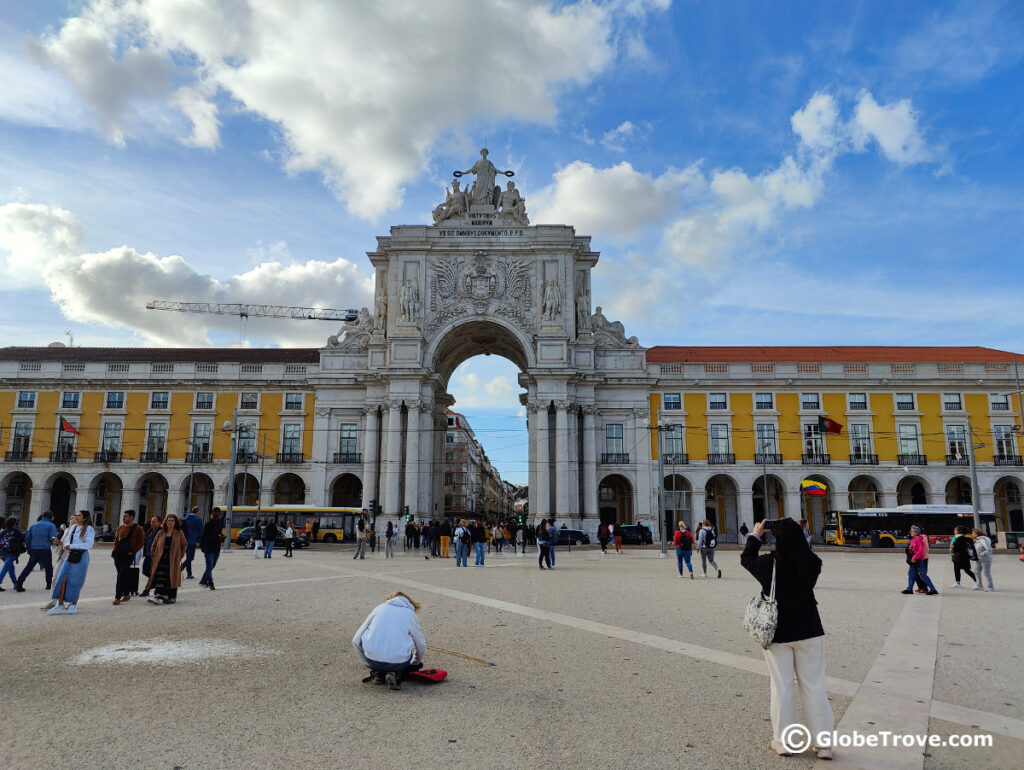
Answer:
[
  {"xmin": 536, "ymin": 403, "xmax": 550, "ymax": 517},
  {"xmin": 167, "ymin": 488, "xmax": 184, "ymax": 517},
  {"xmin": 404, "ymin": 400, "xmax": 421, "ymax": 517},
  {"xmin": 582, "ymin": 406, "xmax": 598, "ymax": 522},
  {"xmin": 384, "ymin": 400, "xmax": 403, "ymax": 516},
  {"xmin": 417, "ymin": 405, "xmax": 432, "ymax": 517},
  {"xmin": 527, "ymin": 403, "xmax": 539, "ymax": 523},
  {"xmin": 737, "ymin": 489, "xmax": 754, "ymax": 543},
  {"xmin": 362, "ymin": 405, "xmax": 380, "ymax": 508},
  {"xmin": 690, "ymin": 488, "xmax": 706, "ymax": 531},
  {"xmin": 633, "ymin": 407, "xmax": 653, "ymax": 528},
  {"xmin": 567, "ymin": 404, "xmax": 579, "ymax": 518},
  {"xmin": 554, "ymin": 401, "xmax": 570, "ymax": 517},
  {"xmin": 784, "ymin": 489, "xmax": 802, "ymax": 521}
]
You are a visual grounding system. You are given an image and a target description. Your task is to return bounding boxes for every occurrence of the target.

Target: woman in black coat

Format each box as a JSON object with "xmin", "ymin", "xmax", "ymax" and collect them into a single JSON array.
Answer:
[
  {"xmin": 741, "ymin": 517, "xmax": 834, "ymax": 759},
  {"xmin": 950, "ymin": 526, "xmax": 977, "ymax": 588}
]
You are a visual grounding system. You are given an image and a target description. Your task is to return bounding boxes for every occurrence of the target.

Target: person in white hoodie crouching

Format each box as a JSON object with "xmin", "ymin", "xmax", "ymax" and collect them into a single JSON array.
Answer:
[{"xmin": 352, "ymin": 592, "xmax": 427, "ymax": 690}]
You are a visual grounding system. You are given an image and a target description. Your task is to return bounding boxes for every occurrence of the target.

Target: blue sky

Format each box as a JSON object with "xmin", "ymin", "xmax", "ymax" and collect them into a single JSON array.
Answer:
[{"xmin": 2, "ymin": 1, "xmax": 1023, "ymax": 485}]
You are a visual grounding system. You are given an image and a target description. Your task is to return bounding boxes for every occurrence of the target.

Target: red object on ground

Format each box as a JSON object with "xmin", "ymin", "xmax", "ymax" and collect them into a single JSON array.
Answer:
[{"xmin": 407, "ymin": 668, "xmax": 447, "ymax": 683}]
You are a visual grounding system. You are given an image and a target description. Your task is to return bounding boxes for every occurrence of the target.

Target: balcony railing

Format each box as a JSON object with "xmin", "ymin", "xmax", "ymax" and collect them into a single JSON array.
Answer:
[
  {"xmin": 663, "ymin": 453, "xmax": 688, "ymax": 465},
  {"xmin": 186, "ymin": 451, "xmax": 213, "ymax": 464},
  {"xmin": 236, "ymin": 451, "xmax": 260, "ymax": 464},
  {"xmin": 332, "ymin": 452, "xmax": 363, "ymax": 464},
  {"xmin": 140, "ymin": 451, "xmax": 167, "ymax": 463},
  {"xmin": 849, "ymin": 453, "xmax": 878, "ymax": 465},
  {"xmin": 94, "ymin": 450, "xmax": 122, "ymax": 463},
  {"xmin": 995, "ymin": 454, "xmax": 1023, "ymax": 466},
  {"xmin": 945, "ymin": 454, "xmax": 969, "ymax": 467},
  {"xmin": 755, "ymin": 453, "xmax": 782, "ymax": 464},
  {"xmin": 802, "ymin": 453, "xmax": 831, "ymax": 465},
  {"xmin": 707, "ymin": 453, "xmax": 735, "ymax": 464},
  {"xmin": 600, "ymin": 453, "xmax": 630, "ymax": 464},
  {"xmin": 943, "ymin": 402, "xmax": 963, "ymax": 411},
  {"xmin": 898, "ymin": 453, "xmax": 927, "ymax": 466},
  {"xmin": 276, "ymin": 452, "xmax": 305, "ymax": 463},
  {"xmin": 50, "ymin": 450, "xmax": 77, "ymax": 463},
  {"xmin": 5, "ymin": 450, "xmax": 31, "ymax": 462}
]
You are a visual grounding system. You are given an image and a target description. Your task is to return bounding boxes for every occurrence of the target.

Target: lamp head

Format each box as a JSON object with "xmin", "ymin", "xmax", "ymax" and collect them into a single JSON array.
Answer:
[{"xmin": 221, "ymin": 420, "xmax": 232, "ymax": 432}]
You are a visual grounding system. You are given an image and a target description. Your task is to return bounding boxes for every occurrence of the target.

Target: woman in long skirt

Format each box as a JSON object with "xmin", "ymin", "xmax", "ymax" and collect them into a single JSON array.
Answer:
[
  {"xmin": 47, "ymin": 511, "xmax": 95, "ymax": 615},
  {"xmin": 144, "ymin": 514, "xmax": 187, "ymax": 605}
]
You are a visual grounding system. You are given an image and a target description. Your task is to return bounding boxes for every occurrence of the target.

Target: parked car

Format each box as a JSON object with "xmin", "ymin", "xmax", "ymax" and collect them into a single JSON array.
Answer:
[
  {"xmin": 233, "ymin": 526, "xmax": 310, "ymax": 549},
  {"xmin": 554, "ymin": 528, "xmax": 591, "ymax": 546},
  {"xmin": 616, "ymin": 524, "xmax": 653, "ymax": 545}
]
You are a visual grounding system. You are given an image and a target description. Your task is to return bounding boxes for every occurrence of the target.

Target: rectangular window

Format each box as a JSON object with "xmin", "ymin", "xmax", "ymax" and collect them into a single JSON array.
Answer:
[
  {"xmin": 708, "ymin": 393, "xmax": 727, "ymax": 410},
  {"xmin": 756, "ymin": 424, "xmax": 776, "ymax": 454},
  {"xmin": 195, "ymin": 391, "xmax": 214, "ymax": 410},
  {"xmin": 102, "ymin": 422, "xmax": 122, "ymax": 451},
  {"xmin": 755, "ymin": 393, "xmax": 773, "ymax": 410},
  {"xmin": 605, "ymin": 424, "xmax": 624, "ymax": 454},
  {"xmin": 710, "ymin": 424, "xmax": 730, "ymax": 454},
  {"xmin": 895, "ymin": 393, "xmax": 915, "ymax": 411},
  {"xmin": 943, "ymin": 393, "xmax": 962, "ymax": 411},
  {"xmin": 237, "ymin": 423, "xmax": 256, "ymax": 455},
  {"xmin": 995, "ymin": 425, "xmax": 1016, "ymax": 458},
  {"xmin": 150, "ymin": 391, "xmax": 169, "ymax": 409},
  {"xmin": 61, "ymin": 391, "xmax": 80, "ymax": 409},
  {"xmin": 285, "ymin": 392, "xmax": 303, "ymax": 410},
  {"xmin": 848, "ymin": 393, "xmax": 867, "ymax": 410},
  {"xmin": 803, "ymin": 423, "xmax": 823, "ymax": 455},
  {"xmin": 946, "ymin": 425, "xmax": 967, "ymax": 458},
  {"xmin": 663, "ymin": 393, "xmax": 681, "ymax": 411},
  {"xmin": 898, "ymin": 424, "xmax": 920, "ymax": 454},
  {"xmin": 446, "ymin": 433, "xmax": 455, "ymax": 444},
  {"xmin": 13, "ymin": 422, "xmax": 32, "ymax": 452},
  {"xmin": 801, "ymin": 392, "xmax": 820, "ymax": 410},
  {"xmin": 17, "ymin": 391, "xmax": 35, "ymax": 409},
  {"xmin": 282, "ymin": 424, "xmax": 302, "ymax": 454},
  {"xmin": 339, "ymin": 423, "xmax": 357, "ymax": 454},
  {"xmin": 58, "ymin": 419, "xmax": 78, "ymax": 451},
  {"xmin": 147, "ymin": 423, "xmax": 168, "ymax": 452},
  {"xmin": 664, "ymin": 425, "xmax": 683, "ymax": 455},
  {"xmin": 240, "ymin": 392, "xmax": 259, "ymax": 410},
  {"xmin": 191, "ymin": 422, "xmax": 212, "ymax": 452},
  {"xmin": 105, "ymin": 391, "xmax": 125, "ymax": 409},
  {"xmin": 850, "ymin": 424, "xmax": 872, "ymax": 458},
  {"xmin": 991, "ymin": 394, "xmax": 1010, "ymax": 411}
]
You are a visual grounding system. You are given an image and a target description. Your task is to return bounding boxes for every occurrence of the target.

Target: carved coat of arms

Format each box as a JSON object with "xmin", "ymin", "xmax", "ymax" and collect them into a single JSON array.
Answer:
[{"xmin": 427, "ymin": 253, "xmax": 534, "ymax": 333}]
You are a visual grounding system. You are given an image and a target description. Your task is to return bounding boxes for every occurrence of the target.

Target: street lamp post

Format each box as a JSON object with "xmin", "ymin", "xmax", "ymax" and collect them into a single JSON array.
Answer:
[
  {"xmin": 760, "ymin": 439, "xmax": 771, "ymax": 522},
  {"xmin": 222, "ymin": 409, "xmax": 239, "ymax": 552},
  {"xmin": 256, "ymin": 432, "xmax": 267, "ymax": 523},
  {"xmin": 184, "ymin": 438, "xmax": 196, "ymax": 515},
  {"xmin": 967, "ymin": 421, "xmax": 984, "ymax": 530},
  {"xmin": 650, "ymin": 412, "xmax": 667, "ymax": 556}
]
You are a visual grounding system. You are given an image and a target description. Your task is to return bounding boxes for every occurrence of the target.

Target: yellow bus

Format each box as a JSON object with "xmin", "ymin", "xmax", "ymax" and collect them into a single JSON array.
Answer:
[
  {"xmin": 824, "ymin": 505, "xmax": 998, "ymax": 548},
  {"xmin": 229, "ymin": 505, "xmax": 365, "ymax": 543}
]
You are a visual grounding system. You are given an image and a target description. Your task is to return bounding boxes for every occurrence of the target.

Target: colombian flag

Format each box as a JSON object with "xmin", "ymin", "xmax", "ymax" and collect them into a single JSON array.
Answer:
[{"xmin": 801, "ymin": 479, "xmax": 827, "ymax": 496}]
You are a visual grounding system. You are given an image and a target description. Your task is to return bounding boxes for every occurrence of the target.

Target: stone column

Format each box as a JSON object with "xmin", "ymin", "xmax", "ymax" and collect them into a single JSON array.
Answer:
[
  {"xmin": 404, "ymin": 400, "xmax": 421, "ymax": 517},
  {"xmin": 690, "ymin": 487, "xmax": 706, "ymax": 531},
  {"xmin": 536, "ymin": 403, "xmax": 550, "ymax": 517},
  {"xmin": 384, "ymin": 400, "xmax": 403, "ymax": 516},
  {"xmin": 361, "ymin": 405, "xmax": 380, "ymax": 507},
  {"xmin": 566, "ymin": 404, "xmax": 579, "ymax": 518},
  {"xmin": 784, "ymin": 489, "xmax": 802, "ymax": 521},
  {"xmin": 311, "ymin": 408, "xmax": 330, "ymax": 507},
  {"xmin": 633, "ymin": 407, "xmax": 653, "ymax": 526},
  {"xmin": 554, "ymin": 401, "xmax": 570, "ymax": 517},
  {"xmin": 167, "ymin": 488, "xmax": 184, "ymax": 517},
  {"xmin": 737, "ymin": 489, "xmax": 754, "ymax": 544},
  {"xmin": 433, "ymin": 408, "xmax": 447, "ymax": 519},
  {"xmin": 582, "ymin": 406, "xmax": 598, "ymax": 522},
  {"xmin": 527, "ymin": 403, "xmax": 539, "ymax": 523}
]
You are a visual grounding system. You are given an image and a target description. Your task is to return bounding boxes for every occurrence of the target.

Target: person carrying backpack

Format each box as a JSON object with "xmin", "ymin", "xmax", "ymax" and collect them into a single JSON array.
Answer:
[
  {"xmin": 597, "ymin": 522, "xmax": 610, "ymax": 555},
  {"xmin": 0, "ymin": 517, "xmax": 27, "ymax": 590},
  {"xmin": 697, "ymin": 519, "xmax": 721, "ymax": 578},
  {"xmin": 453, "ymin": 519, "xmax": 470, "ymax": 568},
  {"xmin": 673, "ymin": 521, "xmax": 694, "ymax": 578}
]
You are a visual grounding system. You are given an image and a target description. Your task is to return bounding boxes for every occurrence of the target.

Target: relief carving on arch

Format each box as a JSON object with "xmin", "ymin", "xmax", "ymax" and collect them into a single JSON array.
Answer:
[{"xmin": 426, "ymin": 252, "xmax": 535, "ymax": 335}]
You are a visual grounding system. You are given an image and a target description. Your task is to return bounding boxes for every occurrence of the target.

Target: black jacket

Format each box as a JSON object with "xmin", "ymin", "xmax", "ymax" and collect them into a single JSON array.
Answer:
[
  {"xmin": 740, "ymin": 535, "xmax": 824, "ymax": 644},
  {"xmin": 264, "ymin": 522, "xmax": 279, "ymax": 541},
  {"xmin": 200, "ymin": 518, "xmax": 223, "ymax": 553},
  {"xmin": 951, "ymin": 535, "xmax": 974, "ymax": 562}
]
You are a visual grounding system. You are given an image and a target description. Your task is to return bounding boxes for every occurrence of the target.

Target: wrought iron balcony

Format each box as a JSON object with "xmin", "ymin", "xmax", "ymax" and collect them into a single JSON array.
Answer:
[
  {"xmin": 707, "ymin": 453, "xmax": 736, "ymax": 464},
  {"xmin": 995, "ymin": 454, "xmax": 1023, "ymax": 466},
  {"xmin": 898, "ymin": 453, "xmax": 927, "ymax": 466},
  {"xmin": 276, "ymin": 452, "xmax": 306, "ymax": 464},
  {"xmin": 332, "ymin": 452, "xmax": 362, "ymax": 464},
  {"xmin": 236, "ymin": 451, "xmax": 260, "ymax": 464},
  {"xmin": 600, "ymin": 453, "xmax": 630, "ymax": 464},
  {"xmin": 945, "ymin": 454, "xmax": 970, "ymax": 467},
  {"xmin": 663, "ymin": 453, "xmax": 688, "ymax": 465},
  {"xmin": 755, "ymin": 453, "xmax": 782, "ymax": 465},
  {"xmin": 5, "ymin": 450, "xmax": 31, "ymax": 462},
  {"xmin": 802, "ymin": 453, "xmax": 831, "ymax": 465},
  {"xmin": 140, "ymin": 451, "xmax": 167, "ymax": 463},
  {"xmin": 186, "ymin": 451, "xmax": 213, "ymax": 463},
  {"xmin": 50, "ymin": 450, "xmax": 77, "ymax": 462},
  {"xmin": 849, "ymin": 453, "xmax": 878, "ymax": 465},
  {"xmin": 94, "ymin": 450, "xmax": 121, "ymax": 463}
]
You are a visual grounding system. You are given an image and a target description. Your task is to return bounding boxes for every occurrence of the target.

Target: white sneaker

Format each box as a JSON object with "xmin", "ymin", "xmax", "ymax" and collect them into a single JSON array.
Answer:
[
  {"xmin": 950, "ymin": 583, "xmax": 961, "ymax": 588},
  {"xmin": 47, "ymin": 605, "xmax": 66, "ymax": 615},
  {"xmin": 972, "ymin": 584, "xmax": 983, "ymax": 590},
  {"xmin": 985, "ymin": 587, "xmax": 994, "ymax": 592},
  {"xmin": 66, "ymin": 605, "xmax": 77, "ymax": 614}
]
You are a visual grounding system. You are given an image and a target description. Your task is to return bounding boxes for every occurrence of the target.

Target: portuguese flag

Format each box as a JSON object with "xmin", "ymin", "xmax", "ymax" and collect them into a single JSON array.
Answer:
[
  {"xmin": 59, "ymin": 417, "xmax": 80, "ymax": 435},
  {"xmin": 818, "ymin": 416, "xmax": 842, "ymax": 434}
]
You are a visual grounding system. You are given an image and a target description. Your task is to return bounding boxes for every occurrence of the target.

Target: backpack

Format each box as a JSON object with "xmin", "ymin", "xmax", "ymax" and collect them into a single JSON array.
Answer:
[
  {"xmin": 704, "ymin": 527, "xmax": 717, "ymax": 549},
  {"xmin": 459, "ymin": 527, "xmax": 471, "ymax": 544},
  {"xmin": 5, "ymin": 528, "xmax": 26, "ymax": 556}
]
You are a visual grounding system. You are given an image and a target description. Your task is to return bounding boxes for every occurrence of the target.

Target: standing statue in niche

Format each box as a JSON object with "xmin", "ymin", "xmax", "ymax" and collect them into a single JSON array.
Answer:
[
  {"xmin": 542, "ymin": 279, "xmax": 562, "ymax": 322},
  {"xmin": 374, "ymin": 288, "xmax": 388, "ymax": 332},
  {"xmin": 497, "ymin": 181, "xmax": 529, "ymax": 225},
  {"xmin": 575, "ymin": 284, "xmax": 591, "ymax": 333},
  {"xmin": 455, "ymin": 148, "xmax": 513, "ymax": 206},
  {"xmin": 400, "ymin": 279, "xmax": 420, "ymax": 323}
]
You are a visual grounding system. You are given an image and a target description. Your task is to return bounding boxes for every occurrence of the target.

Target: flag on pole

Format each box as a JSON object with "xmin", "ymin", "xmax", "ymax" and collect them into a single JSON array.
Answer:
[
  {"xmin": 59, "ymin": 417, "xmax": 80, "ymax": 436},
  {"xmin": 801, "ymin": 479, "xmax": 827, "ymax": 496},
  {"xmin": 818, "ymin": 416, "xmax": 843, "ymax": 434}
]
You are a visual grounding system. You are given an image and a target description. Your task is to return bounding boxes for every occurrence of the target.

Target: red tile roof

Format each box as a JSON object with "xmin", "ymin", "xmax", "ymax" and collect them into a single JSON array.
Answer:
[
  {"xmin": 646, "ymin": 346, "xmax": 1020, "ymax": 364},
  {"xmin": 0, "ymin": 347, "xmax": 319, "ymax": 363}
]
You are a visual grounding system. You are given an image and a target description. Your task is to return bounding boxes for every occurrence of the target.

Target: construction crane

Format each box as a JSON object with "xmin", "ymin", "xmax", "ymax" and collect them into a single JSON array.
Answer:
[{"xmin": 146, "ymin": 300, "xmax": 360, "ymax": 344}]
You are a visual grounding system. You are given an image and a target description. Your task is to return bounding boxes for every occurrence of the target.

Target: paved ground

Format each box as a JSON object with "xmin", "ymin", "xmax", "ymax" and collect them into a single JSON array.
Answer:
[{"xmin": 1, "ymin": 543, "xmax": 1022, "ymax": 769}]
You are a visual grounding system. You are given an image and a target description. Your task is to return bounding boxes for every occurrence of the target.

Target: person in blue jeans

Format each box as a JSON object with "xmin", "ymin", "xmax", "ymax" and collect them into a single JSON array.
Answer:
[
  {"xmin": 547, "ymin": 521, "xmax": 559, "ymax": 568},
  {"xmin": 352, "ymin": 592, "xmax": 426, "ymax": 691},
  {"xmin": 902, "ymin": 524, "xmax": 938, "ymax": 595},
  {"xmin": 16, "ymin": 511, "xmax": 59, "ymax": 591},
  {"xmin": 673, "ymin": 521, "xmax": 695, "ymax": 578},
  {"xmin": 453, "ymin": 520, "xmax": 469, "ymax": 567},
  {"xmin": 263, "ymin": 520, "xmax": 278, "ymax": 558},
  {"xmin": 0, "ymin": 517, "xmax": 25, "ymax": 589},
  {"xmin": 180, "ymin": 507, "xmax": 204, "ymax": 579},
  {"xmin": 472, "ymin": 520, "xmax": 486, "ymax": 566},
  {"xmin": 199, "ymin": 508, "xmax": 224, "ymax": 590}
]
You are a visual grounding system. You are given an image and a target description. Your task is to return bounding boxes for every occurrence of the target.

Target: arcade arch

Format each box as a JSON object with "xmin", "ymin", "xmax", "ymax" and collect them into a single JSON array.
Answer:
[
  {"xmin": 273, "ymin": 473, "xmax": 306, "ymax": 505},
  {"xmin": 137, "ymin": 473, "xmax": 168, "ymax": 521},
  {"xmin": 848, "ymin": 475, "xmax": 882, "ymax": 508},
  {"xmin": 897, "ymin": 476, "xmax": 929, "ymax": 505},
  {"xmin": 233, "ymin": 472, "xmax": 260, "ymax": 506},
  {"xmin": 801, "ymin": 472, "xmax": 835, "ymax": 541},
  {"xmin": 91, "ymin": 472, "xmax": 124, "ymax": 525},
  {"xmin": 44, "ymin": 472, "xmax": 76, "ymax": 526},
  {"xmin": 705, "ymin": 475, "xmax": 738, "ymax": 540},
  {"xmin": 2, "ymin": 471, "xmax": 33, "ymax": 527},
  {"xmin": 945, "ymin": 476, "xmax": 972, "ymax": 505},
  {"xmin": 994, "ymin": 476, "xmax": 1023, "ymax": 531},
  {"xmin": 662, "ymin": 473, "xmax": 691, "ymax": 532},
  {"xmin": 182, "ymin": 472, "xmax": 215, "ymax": 517},
  {"xmin": 331, "ymin": 473, "xmax": 363, "ymax": 508},
  {"xmin": 599, "ymin": 474, "xmax": 633, "ymax": 525}
]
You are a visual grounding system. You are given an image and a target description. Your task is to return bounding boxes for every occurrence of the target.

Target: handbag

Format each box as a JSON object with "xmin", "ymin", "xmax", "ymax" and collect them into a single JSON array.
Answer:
[
  {"xmin": 67, "ymin": 549, "xmax": 84, "ymax": 564},
  {"xmin": 743, "ymin": 558, "xmax": 778, "ymax": 649}
]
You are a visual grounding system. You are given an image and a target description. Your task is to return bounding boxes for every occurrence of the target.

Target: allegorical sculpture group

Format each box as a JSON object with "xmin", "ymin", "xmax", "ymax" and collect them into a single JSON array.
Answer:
[{"xmin": 432, "ymin": 148, "xmax": 529, "ymax": 225}]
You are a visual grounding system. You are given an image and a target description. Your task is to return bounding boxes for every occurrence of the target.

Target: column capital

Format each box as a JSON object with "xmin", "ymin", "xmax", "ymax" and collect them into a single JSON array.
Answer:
[
  {"xmin": 526, "ymin": 402, "xmax": 540, "ymax": 414},
  {"xmin": 362, "ymin": 403, "xmax": 381, "ymax": 416},
  {"xmin": 554, "ymin": 400, "xmax": 571, "ymax": 411},
  {"xmin": 385, "ymin": 398, "xmax": 404, "ymax": 411},
  {"xmin": 633, "ymin": 407, "xmax": 650, "ymax": 419},
  {"xmin": 580, "ymin": 404, "xmax": 598, "ymax": 416}
]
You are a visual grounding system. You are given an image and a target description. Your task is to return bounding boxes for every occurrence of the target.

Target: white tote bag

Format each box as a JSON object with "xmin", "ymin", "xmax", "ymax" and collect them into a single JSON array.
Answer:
[{"xmin": 743, "ymin": 558, "xmax": 778, "ymax": 649}]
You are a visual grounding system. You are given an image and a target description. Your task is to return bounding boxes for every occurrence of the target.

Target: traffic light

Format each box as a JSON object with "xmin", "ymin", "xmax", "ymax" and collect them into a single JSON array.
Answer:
[
  {"xmin": 369, "ymin": 499, "xmax": 378, "ymax": 516},
  {"xmin": 404, "ymin": 505, "xmax": 410, "ymax": 521}
]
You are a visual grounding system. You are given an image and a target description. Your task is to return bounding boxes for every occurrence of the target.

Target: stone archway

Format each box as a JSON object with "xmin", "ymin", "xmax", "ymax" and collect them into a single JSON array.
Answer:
[
  {"xmin": 663, "ymin": 473, "xmax": 691, "ymax": 532},
  {"xmin": 753, "ymin": 474, "xmax": 786, "ymax": 522},
  {"xmin": 705, "ymin": 475, "xmax": 739, "ymax": 540},
  {"xmin": 182, "ymin": 472, "xmax": 215, "ymax": 517},
  {"xmin": 802, "ymin": 473, "xmax": 835, "ymax": 542},
  {"xmin": 598, "ymin": 474, "xmax": 633, "ymax": 525},
  {"xmin": 331, "ymin": 473, "xmax": 363, "ymax": 507},
  {"xmin": 848, "ymin": 475, "xmax": 882, "ymax": 508},
  {"xmin": 897, "ymin": 476, "xmax": 929, "ymax": 505},
  {"xmin": 233, "ymin": 472, "xmax": 260, "ymax": 506},
  {"xmin": 273, "ymin": 473, "xmax": 305, "ymax": 505},
  {"xmin": 994, "ymin": 476, "xmax": 1023, "ymax": 531},
  {"xmin": 945, "ymin": 476, "xmax": 972, "ymax": 505},
  {"xmin": 137, "ymin": 473, "xmax": 169, "ymax": 522},
  {"xmin": 91, "ymin": 472, "xmax": 124, "ymax": 525},
  {"xmin": 45, "ymin": 472, "xmax": 76, "ymax": 526},
  {"xmin": 2, "ymin": 471, "xmax": 33, "ymax": 528}
]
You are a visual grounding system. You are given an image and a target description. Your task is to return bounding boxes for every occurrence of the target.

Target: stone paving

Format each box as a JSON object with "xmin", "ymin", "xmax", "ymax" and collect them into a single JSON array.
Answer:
[{"xmin": 1, "ymin": 543, "xmax": 1021, "ymax": 769}]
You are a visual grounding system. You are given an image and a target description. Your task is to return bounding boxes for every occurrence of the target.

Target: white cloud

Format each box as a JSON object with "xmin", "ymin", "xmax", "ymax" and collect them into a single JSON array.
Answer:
[
  {"xmin": 851, "ymin": 92, "xmax": 936, "ymax": 165},
  {"xmin": 26, "ymin": 0, "xmax": 669, "ymax": 218},
  {"xmin": 600, "ymin": 120, "xmax": 651, "ymax": 152},
  {"xmin": 790, "ymin": 91, "xmax": 841, "ymax": 152},
  {"xmin": 0, "ymin": 201, "xmax": 374, "ymax": 346}
]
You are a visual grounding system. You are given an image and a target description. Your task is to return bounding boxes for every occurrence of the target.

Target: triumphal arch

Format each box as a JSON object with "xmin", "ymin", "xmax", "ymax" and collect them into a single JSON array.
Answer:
[{"xmin": 313, "ymin": 150, "xmax": 654, "ymax": 525}]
